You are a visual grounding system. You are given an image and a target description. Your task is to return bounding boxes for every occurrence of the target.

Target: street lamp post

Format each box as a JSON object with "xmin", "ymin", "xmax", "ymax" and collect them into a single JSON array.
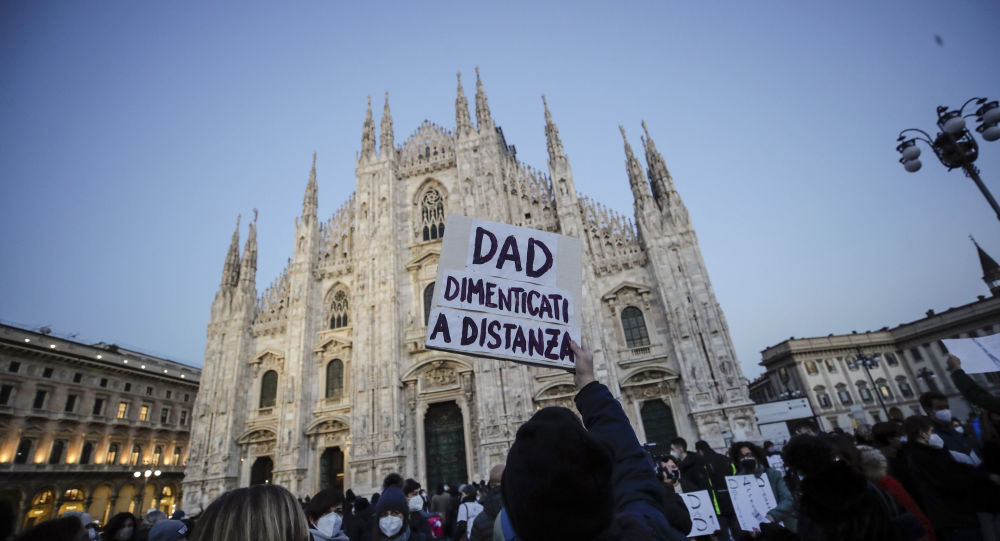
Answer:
[
  {"xmin": 132, "ymin": 469, "xmax": 162, "ymax": 513},
  {"xmin": 850, "ymin": 347, "xmax": 891, "ymax": 419},
  {"xmin": 896, "ymin": 97, "xmax": 1000, "ymax": 221}
]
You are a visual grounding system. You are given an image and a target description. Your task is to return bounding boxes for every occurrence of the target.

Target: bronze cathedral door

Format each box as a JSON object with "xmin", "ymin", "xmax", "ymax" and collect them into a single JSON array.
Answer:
[{"xmin": 424, "ymin": 401, "xmax": 468, "ymax": 488}]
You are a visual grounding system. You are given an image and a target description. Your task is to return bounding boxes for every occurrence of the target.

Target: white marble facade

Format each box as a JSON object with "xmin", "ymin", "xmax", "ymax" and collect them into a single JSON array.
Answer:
[{"xmin": 182, "ymin": 70, "xmax": 757, "ymax": 510}]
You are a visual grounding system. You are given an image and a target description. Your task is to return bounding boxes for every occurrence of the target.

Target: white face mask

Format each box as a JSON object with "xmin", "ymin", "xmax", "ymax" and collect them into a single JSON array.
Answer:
[
  {"xmin": 955, "ymin": 426, "xmax": 965, "ymax": 434},
  {"xmin": 934, "ymin": 409, "xmax": 953, "ymax": 423},
  {"xmin": 929, "ymin": 433, "xmax": 945, "ymax": 449},
  {"xmin": 116, "ymin": 526, "xmax": 134, "ymax": 541},
  {"xmin": 317, "ymin": 512, "xmax": 342, "ymax": 536},
  {"xmin": 407, "ymin": 494, "xmax": 423, "ymax": 511},
  {"xmin": 379, "ymin": 515, "xmax": 404, "ymax": 537}
]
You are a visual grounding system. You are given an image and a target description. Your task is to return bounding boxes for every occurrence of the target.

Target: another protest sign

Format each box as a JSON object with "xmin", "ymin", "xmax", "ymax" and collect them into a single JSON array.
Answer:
[
  {"xmin": 766, "ymin": 455, "xmax": 786, "ymax": 476},
  {"xmin": 425, "ymin": 215, "xmax": 582, "ymax": 369},
  {"xmin": 725, "ymin": 474, "xmax": 778, "ymax": 532},
  {"xmin": 680, "ymin": 490, "xmax": 719, "ymax": 537},
  {"xmin": 942, "ymin": 335, "xmax": 1000, "ymax": 374}
]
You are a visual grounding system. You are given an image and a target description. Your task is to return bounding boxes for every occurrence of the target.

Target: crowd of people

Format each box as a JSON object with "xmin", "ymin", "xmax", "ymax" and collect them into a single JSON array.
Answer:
[{"xmin": 6, "ymin": 348, "xmax": 1000, "ymax": 541}]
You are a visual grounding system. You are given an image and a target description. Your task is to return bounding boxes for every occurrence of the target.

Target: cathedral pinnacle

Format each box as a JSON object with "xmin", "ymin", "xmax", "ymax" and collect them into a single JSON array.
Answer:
[
  {"xmin": 542, "ymin": 94, "xmax": 565, "ymax": 161},
  {"xmin": 474, "ymin": 66, "xmax": 494, "ymax": 133},
  {"xmin": 640, "ymin": 120, "xmax": 672, "ymax": 204},
  {"xmin": 239, "ymin": 208, "xmax": 258, "ymax": 289},
  {"xmin": 620, "ymin": 125, "xmax": 651, "ymax": 204},
  {"xmin": 360, "ymin": 95, "xmax": 376, "ymax": 161},
  {"xmin": 380, "ymin": 91, "xmax": 394, "ymax": 158},
  {"xmin": 303, "ymin": 153, "xmax": 318, "ymax": 222},
  {"xmin": 456, "ymin": 72, "xmax": 473, "ymax": 137},
  {"xmin": 221, "ymin": 214, "xmax": 241, "ymax": 289}
]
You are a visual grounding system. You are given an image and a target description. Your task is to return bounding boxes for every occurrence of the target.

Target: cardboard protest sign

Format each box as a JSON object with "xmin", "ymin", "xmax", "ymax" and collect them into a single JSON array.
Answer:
[
  {"xmin": 725, "ymin": 474, "xmax": 778, "ymax": 532},
  {"xmin": 425, "ymin": 215, "xmax": 582, "ymax": 369},
  {"xmin": 942, "ymin": 335, "xmax": 1000, "ymax": 374},
  {"xmin": 680, "ymin": 490, "xmax": 720, "ymax": 537}
]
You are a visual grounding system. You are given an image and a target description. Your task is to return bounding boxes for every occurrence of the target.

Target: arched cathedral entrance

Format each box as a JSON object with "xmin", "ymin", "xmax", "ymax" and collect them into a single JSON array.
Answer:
[
  {"xmin": 250, "ymin": 457, "xmax": 273, "ymax": 485},
  {"xmin": 424, "ymin": 401, "xmax": 467, "ymax": 489},
  {"xmin": 320, "ymin": 447, "xmax": 345, "ymax": 491}
]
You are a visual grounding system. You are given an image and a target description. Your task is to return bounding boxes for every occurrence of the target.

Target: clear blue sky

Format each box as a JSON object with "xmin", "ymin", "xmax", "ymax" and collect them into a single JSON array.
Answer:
[{"xmin": 2, "ymin": 1, "xmax": 999, "ymax": 380}]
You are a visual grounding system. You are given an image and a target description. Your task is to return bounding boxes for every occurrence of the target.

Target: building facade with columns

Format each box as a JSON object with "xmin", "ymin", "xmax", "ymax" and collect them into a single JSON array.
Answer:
[
  {"xmin": 0, "ymin": 323, "xmax": 200, "ymax": 531},
  {"xmin": 183, "ymin": 70, "xmax": 757, "ymax": 509},
  {"xmin": 753, "ymin": 290, "xmax": 1000, "ymax": 432}
]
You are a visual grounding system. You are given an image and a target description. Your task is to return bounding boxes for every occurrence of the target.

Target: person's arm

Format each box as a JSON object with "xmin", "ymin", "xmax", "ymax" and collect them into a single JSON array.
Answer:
[
  {"xmin": 571, "ymin": 341, "xmax": 687, "ymax": 541},
  {"xmin": 947, "ymin": 355, "xmax": 1000, "ymax": 414},
  {"xmin": 764, "ymin": 470, "xmax": 795, "ymax": 524}
]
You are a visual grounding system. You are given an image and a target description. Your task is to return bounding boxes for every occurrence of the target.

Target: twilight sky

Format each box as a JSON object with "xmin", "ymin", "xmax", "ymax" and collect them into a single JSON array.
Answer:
[{"xmin": 2, "ymin": 2, "xmax": 999, "ymax": 380}]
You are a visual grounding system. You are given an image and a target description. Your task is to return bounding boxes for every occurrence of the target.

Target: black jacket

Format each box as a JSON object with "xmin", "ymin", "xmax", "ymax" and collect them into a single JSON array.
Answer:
[
  {"xmin": 698, "ymin": 449, "xmax": 735, "ymax": 516},
  {"xmin": 676, "ymin": 452, "xmax": 711, "ymax": 493},
  {"xmin": 468, "ymin": 486, "xmax": 502, "ymax": 541},
  {"xmin": 897, "ymin": 441, "xmax": 1000, "ymax": 531}
]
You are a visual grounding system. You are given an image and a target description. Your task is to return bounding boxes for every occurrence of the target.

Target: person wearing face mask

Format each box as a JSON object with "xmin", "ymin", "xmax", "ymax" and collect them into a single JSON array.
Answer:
[
  {"xmin": 919, "ymin": 391, "xmax": 983, "ymax": 466},
  {"xmin": 899, "ymin": 415, "xmax": 1000, "ymax": 541},
  {"xmin": 402, "ymin": 479, "xmax": 440, "ymax": 539},
  {"xmin": 102, "ymin": 512, "xmax": 138, "ymax": 541},
  {"xmin": 306, "ymin": 489, "xmax": 350, "ymax": 541},
  {"xmin": 727, "ymin": 441, "xmax": 796, "ymax": 533},
  {"xmin": 373, "ymin": 486, "xmax": 429, "ymax": 541}
]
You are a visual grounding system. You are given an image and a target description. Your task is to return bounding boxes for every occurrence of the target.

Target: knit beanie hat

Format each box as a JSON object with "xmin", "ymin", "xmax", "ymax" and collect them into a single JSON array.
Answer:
[
  {"xmin": 501, "ymin": 406, "xmax": 614, "ymax": 541},
  {"xmin": 375, "ymin": 486, "xmax": 409, "ymax": 517}
]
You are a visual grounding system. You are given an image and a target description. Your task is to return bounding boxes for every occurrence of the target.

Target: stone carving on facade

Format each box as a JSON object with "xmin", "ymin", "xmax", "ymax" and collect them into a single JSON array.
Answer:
[{"xmin": 249, "ymin": 350, "xmax": 285, "ymax": 378}]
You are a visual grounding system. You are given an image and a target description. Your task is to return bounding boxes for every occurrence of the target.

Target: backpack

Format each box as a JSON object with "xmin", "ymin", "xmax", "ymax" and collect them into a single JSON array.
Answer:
[{"xmin": 426, "ymin": 512, "xmax": 444, "ymax": 539}]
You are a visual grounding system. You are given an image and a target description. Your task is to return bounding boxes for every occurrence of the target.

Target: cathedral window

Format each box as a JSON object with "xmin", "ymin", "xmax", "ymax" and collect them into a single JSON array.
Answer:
[
  {"xmin": 129, "ymin": 444, "xmax": 141, "ymax": 465},
  {"xmin": 326, "ymin": 359, "xmax": 344, "ymax": 400},
  {"xmin": 420, "ymin": 188, "xmax": 445, "ymax": 241},
  {"xmin": 620, "ymin": 306, "xmax": 650, "ymax": 349},
  {"xmin": 423, "ymin": 283, "xmax": 435, "ymax": 325},
  {"xmin": 640, "ymin": 400, "xmax": 677, "ymax": 445},
  {"xmin": 329, "ymin": 290, "xmax": 349, "ymax": 329},
  {"xmin": 260, "ymin": 370, "xmax": 278, "ymax": 408}
]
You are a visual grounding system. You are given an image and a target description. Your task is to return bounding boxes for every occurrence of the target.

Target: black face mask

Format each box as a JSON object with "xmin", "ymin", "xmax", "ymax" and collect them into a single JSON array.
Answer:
[{"xmin": 738, "ymin": 457, "xmax": 757, "ymax": 473}]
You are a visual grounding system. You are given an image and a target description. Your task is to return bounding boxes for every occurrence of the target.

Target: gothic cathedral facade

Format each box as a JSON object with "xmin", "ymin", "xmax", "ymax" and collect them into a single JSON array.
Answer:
[{"xmin": 182, "ymin": 70, "xmax": 757, "ymax": 509}]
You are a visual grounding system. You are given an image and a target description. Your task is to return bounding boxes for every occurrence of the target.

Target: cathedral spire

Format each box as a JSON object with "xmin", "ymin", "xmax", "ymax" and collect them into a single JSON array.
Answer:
[
  {"xmin": 360, "ymin": 95, "xmax": 376, "ymax": 161},
  {"xmin": 239, "ymin": 209, "xmax": 258, "ymax": 289},
  {"xmin": 302, "ymin": 152, "xmax": 318, "ymax": 223},
  {"xmin": 641, "ymin": 120, "xmax": 670, "ymax": 205},
  {"xmin": 380, "ymin": 91, "xmax": 394, "ymax": 158},
  {"xmin": 972, "ymin": 236, "xmax": 1000, "ymax": 296},
  {"xmin": 474, "ymin": 66, "xmax": 494, "ymax": 133},
  {"xmin": 620, "ymin": 126, "xmax": 651, "ymax": 205},
  {"xmin": 221, "ymin": 214, "xmax": 241, "ymax": 288},
  {"xmin": 542, "ymin": 94, "xmax": 565, "ymax": 161},
  {"xmin": 455, "ymin": 72, "xmax": 473, "ymax": 137}
]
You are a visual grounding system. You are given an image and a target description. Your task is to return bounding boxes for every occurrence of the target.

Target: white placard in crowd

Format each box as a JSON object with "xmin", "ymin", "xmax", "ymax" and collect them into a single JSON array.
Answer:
[
  {"xmin": 942, "ymin": 335, "xmax": 1000, "ymax": 374},
  {"xmin": 681, "ymin": 490, "xmax": 720, "ymax": 537},
  {"xmin": 766, "ymin": 455, "xmax": 786, "ymax": 475},
  {"xmin": 726, "ymin": 474, "xmax": 778, "ymax": 532},
  {"xmin": 425, "ymin": 215, "xmax": 582, "ymax": 369}
]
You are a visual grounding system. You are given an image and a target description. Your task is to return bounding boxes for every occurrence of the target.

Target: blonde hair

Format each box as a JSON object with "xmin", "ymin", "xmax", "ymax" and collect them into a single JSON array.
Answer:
[
  {"xmin": 856, "ymin": 444, "xmax": 888, "ymax": 481},
  {"xmin": 191, "ymin": 484, "xmax": 310, "ymax": 541}
]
